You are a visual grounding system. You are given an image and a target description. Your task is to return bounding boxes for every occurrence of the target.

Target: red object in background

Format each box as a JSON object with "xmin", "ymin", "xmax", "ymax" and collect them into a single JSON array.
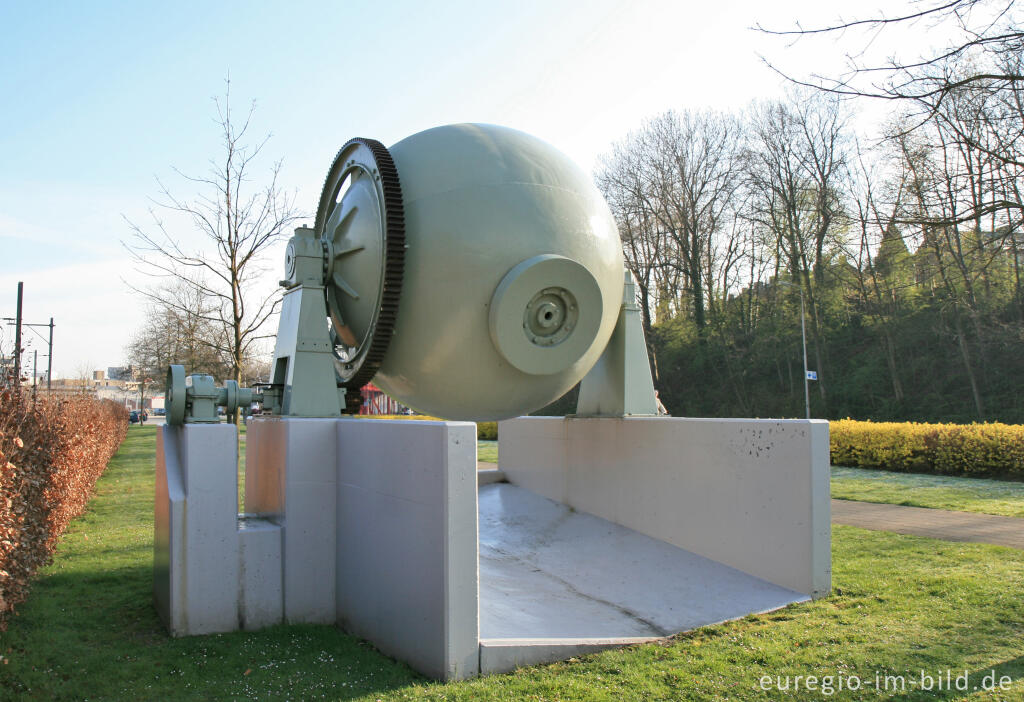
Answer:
[{"xmin": 359, "ymin": 382, "xmax": 405, "ymax": 415}]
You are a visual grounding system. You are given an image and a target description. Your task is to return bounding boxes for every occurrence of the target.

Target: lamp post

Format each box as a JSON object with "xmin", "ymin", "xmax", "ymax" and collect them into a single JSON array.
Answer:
[{"xmin": 780, "ymin": 280, "xmax": 811, "ymax": 420}]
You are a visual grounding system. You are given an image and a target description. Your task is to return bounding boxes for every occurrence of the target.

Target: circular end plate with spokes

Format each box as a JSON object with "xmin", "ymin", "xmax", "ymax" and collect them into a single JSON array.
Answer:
[{"xmin": 315, "ymin": 138, "xmax": 405, "ymax": 404}]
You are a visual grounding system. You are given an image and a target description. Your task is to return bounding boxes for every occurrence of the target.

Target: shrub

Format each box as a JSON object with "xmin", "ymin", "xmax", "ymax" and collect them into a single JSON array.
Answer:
[
  {"xmin": 830, "ymin": 419, "xmax": 1024, "ymax": 479},
  {"xmin": 0, "ymin": 391, "xmax": 128, "ymax": 630}
]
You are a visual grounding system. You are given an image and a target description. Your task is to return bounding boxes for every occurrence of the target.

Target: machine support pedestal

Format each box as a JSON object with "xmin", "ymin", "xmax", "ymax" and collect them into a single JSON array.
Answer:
[{"xmin": 576, "ymin": 269, "xmax": 658, "ymax": 417}]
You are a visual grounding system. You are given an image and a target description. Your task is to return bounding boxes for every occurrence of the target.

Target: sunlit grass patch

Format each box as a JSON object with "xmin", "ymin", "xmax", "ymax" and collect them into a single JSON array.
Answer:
[
  {"xmin": 832, "ymin": 465, "xmax": 1024, "ymax": 517},
  {"xmin": 2, "ymin": 427, "xmax": 1023, "ymax": 700}
]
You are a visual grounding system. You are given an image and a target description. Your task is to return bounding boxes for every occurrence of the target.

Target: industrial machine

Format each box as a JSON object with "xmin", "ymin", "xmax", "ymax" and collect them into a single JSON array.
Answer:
[
  {"xmin": 156, "ymin": 123, "xmax": 830, "ymax": 682},
  {"xmin": 166, "ymin": 123, "xmax": 657, "ymax": 423}
]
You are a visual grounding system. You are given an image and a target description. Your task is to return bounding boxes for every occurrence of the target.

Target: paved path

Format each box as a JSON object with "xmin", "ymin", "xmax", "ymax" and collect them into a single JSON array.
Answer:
[{"xmin": 832, "ymin": 499, "xmax": 1024, "ymax": 549}]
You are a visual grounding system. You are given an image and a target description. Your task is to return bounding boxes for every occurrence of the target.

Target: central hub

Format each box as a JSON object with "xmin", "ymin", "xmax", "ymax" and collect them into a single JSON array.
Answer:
[
  {"xmin": 524, "ymin": 287, "xmax": 577, "ymax": 346},
  {"xmin": 488, "ymin": 254, "xmax": 603, "ymax": 376}
]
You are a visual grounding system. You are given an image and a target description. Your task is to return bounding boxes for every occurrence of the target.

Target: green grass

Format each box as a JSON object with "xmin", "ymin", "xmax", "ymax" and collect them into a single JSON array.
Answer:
[
  {"xmin": 477, "ymin": 439, "xmax": 498, "ymax": 464},
  {"xmin": 832, "ymin": 465, "xmax": 1024, "ymax": 518},
  {"xmin": 2, "ymin": 425, "xmax": 1024, "ymax": 700}
]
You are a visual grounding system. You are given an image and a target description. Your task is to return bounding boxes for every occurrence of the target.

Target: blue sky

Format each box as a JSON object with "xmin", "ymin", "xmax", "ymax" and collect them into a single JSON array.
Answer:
[{"xmin": 0, "ymin": 0, "xmax": 941, "ymax": 376}]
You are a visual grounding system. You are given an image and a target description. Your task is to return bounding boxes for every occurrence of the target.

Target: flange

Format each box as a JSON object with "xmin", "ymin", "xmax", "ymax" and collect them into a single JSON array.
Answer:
[
  {"xmin": 315, "ymin": 138, "xmax": 405, "ymax": 412},
  {"xmin": 488, "ymin": 254, "xmax": 603, "ymax": 375},
  {"xmin": 166, "ymin": 364, "xmax": 186, "ymax": 426}
]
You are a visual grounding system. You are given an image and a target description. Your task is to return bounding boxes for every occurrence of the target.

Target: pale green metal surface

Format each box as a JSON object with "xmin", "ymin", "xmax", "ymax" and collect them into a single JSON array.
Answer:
[
  {"xmin": 370, "ymin": 124, "xmax": 624, "ymax": 420},
  {"xmin": 165, "ymin": 365, "xmax": 263, "ymax": 425},
  {"xmin": 575, "ymin": 270, "xmax": 659, "ymax": 417},
  {"xmin": 488, "ymin": 254, "xmax": 603, "ymax": 375},
  {"xmin": 184, "ymin": 374, "xmax": 220, "ymax": 423},
  {"xmin": 317, "ymin": 141, "xmax": 392, "ymax": 380},
  {"xmin": 166, "ymin": 364, "xmax": 186, "ymax": 425},
  {"xmin": 270, "ymin": 227, "xmax": 344, "ymax": 417}
]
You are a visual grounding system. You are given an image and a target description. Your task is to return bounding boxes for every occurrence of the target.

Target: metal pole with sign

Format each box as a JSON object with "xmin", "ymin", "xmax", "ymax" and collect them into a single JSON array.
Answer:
[{"xmin": 800, "ymin": 289, "xmax": 810, "ymax": 420}]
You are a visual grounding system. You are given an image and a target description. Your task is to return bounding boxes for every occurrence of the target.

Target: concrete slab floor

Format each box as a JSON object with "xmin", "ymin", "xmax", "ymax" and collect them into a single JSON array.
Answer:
[{"xmin": 479, "ymin": 483, "xmax": 808, "ymax": 641}]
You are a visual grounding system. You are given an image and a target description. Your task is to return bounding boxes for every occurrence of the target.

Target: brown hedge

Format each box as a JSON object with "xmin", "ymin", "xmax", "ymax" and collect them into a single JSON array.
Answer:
[{"xmin": 0, "ymin": 391, "xmax": 128, "ymax": 630}]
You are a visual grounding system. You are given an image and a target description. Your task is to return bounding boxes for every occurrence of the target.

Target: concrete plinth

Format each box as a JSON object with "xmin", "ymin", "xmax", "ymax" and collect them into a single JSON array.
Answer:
[
  {"xmin": 335, "ymin": 419, "xmax": 479, "ymax": 681},
  {"xmin": 244, "ymin": 418, "xmax": 339, "ymax": 624},
  {"xmin": 154, "ymin": 424, "xmax": 240, "ymax": 636},
  {"xmin": 498, "ymin": 416, "xmax": 831, "ymax": 598},
  {"xmin": 155, "ymin": 414, "xmax": 830, "ymax": 680},
  {"xmin": 238, "ymin": 517, "xmax": 283, "ymax": 630}
]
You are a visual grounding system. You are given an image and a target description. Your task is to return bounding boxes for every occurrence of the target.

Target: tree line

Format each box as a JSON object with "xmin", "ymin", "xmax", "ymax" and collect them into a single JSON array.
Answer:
[{"xmin": 597, "ymin": 75, "xmax": 1023, "ymax": 421}]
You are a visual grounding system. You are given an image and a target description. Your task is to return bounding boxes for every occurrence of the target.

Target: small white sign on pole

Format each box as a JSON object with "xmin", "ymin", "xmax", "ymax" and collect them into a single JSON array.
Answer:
[{"xmin": 806, "ymin": 370, "xmax": 817, "ymax": 381}]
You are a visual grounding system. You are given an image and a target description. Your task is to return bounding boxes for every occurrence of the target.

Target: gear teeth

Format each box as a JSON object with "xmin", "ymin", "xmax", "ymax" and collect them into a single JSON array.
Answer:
[{"xmin": 316, "ymin": 137, "xmax": 406, "ymax": 414}]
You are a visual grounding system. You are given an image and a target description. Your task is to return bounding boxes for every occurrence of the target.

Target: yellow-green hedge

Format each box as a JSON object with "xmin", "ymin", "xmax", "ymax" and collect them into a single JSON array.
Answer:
[
  {"xmin": 357, "ymin": 414, "xmax": 497, "ymax": 441},
  {"xmin": 830, "ymin": 419, "xmax": 1024, "ymax": 479}
]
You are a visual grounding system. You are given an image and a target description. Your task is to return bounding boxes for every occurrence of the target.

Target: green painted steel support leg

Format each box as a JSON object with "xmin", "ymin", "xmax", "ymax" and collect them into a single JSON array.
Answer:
[
  {"xmin": 269, "ymin": 227, "xmax": 344, "ymax": 418},
  {"xmin": 271, "ymin": 283, "xmax": 344, "ymax": 417},
  {"xmin": 575, "ymin": 269, "xmax": 659, "ymax": 417}
]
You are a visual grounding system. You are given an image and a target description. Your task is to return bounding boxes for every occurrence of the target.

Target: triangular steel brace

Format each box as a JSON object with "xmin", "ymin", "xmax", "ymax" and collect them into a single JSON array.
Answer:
[{"xmin": 575, "ymin": 269, "xmax": 659, "ymax": 417}]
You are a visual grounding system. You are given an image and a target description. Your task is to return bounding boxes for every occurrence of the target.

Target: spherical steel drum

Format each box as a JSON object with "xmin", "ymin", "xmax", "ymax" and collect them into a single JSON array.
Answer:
[{"xmin": 326, "ymin": 124, "xmax": 624, "ymax": 420}]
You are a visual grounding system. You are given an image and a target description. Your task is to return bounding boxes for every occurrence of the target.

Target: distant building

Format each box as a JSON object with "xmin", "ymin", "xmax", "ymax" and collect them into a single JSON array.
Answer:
[
  {"xmin": 107, "ymin": 366, "xmax": 136, "ymax": 381},
  {"xmin": 46, "ymin": 372, "xmax": 147, "ymax": 409}
]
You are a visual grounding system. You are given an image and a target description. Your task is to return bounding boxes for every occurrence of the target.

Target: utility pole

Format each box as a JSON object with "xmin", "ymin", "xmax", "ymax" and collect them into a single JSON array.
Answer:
[
  {"xmin": 779, "ymin": 279, "xmax": 812, "ymax": 420},
  {"xmin": 46, "ymin": 317, "xmax": 53, "ymax": 392},
  {"xmin": 800, "ymin": 289, "xmax": 810, "ymax": 420},
  {"xmin": 13, "ymin": 282, "xmax": 23, "ymax": 390},
  {"xmin": 6, "ymin": 303, "xmax": 56, "ymax": 394},
  {"xmin": 32, "ymin": 349, "xmax": 38, "ymax": 403}
]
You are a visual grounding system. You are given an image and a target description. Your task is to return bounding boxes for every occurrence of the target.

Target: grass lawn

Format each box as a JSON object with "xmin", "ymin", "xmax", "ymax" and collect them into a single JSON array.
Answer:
[
  {"xmin": 477, "ymin": 439, "xmax": 498, "ymax": 463},
  {"xmin": 2, "ymin": 425, "xmax": 1024, "ymax": 700},
  {"xmin": 832, "ymin": 465, "xmax": 1024, "ymax": 518}
]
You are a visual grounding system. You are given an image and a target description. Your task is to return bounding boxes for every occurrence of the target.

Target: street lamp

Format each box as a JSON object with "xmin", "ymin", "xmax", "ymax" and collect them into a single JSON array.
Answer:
[{"xmin": 779, "ymin": 280, "xmax": 811, "ymax": 420}]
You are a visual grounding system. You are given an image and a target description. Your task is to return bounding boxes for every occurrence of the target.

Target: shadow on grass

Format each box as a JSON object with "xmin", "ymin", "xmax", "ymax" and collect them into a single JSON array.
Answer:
[{"xmin": 2, "ymin": 567, "xmax": 425, "ymax": 701}]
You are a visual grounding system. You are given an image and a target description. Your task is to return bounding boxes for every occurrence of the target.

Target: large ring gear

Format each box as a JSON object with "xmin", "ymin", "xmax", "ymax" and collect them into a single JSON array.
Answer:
[{"xmin": 315, "ymin": 138, "xmax": 405, "ymax": 413}]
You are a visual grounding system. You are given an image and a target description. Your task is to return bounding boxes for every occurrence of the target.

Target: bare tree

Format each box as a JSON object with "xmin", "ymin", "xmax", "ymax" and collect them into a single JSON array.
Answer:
[
  {"xmin": 125, "ymin": 280, "xmax": 230, "ymax": 389},
  {"xmin": 644, "ymin": 110, "xmax": 743, "ymax": 338},
  {"xmin": 596, "ymin": 134, "xmax": 675, "ymax": 380},
  {"xmin": 845, "ymin": 142, "xmax": 913, "ymax": 404},
  {"xmin": 889, "ymin": 121, "xmax": 996, "ymax": 417},
  {"xmin": 124, "ymin": 80, "xmax": 301, "ymax": 413},
  {"xmin": 745, "ymin": 92, "xmax": 851, "ymax": 409},
  {"xmin": 759, "ymin": 0, "xmax": 1022, "ymax": 103}
]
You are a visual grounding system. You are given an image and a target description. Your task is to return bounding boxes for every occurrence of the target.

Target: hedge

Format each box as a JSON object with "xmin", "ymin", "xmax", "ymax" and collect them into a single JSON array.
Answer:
[
  {"xmin": 358, "ymin": 414, "xmax": 498, "ymax": 440},
  {"xmin": 830, "ymin": 419, "xmax": 1024, "ymax": 479},
  {"xmin": 0, "ymin": 391, "xmax": 128, "ymax": 630}
]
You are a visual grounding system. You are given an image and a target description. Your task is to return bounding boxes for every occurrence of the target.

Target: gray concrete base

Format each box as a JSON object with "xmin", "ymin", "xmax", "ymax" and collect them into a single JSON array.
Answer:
[
  {"xmin": 156, "ymin": 416, "xmax": 826, "ymax": 680},
  {"xmin": 499, "ymin": 416, "xmax": 832, "ymax": 597},
  {"xmin": 238, "ymin": 517, "xmax": 283, "ymax": 631},
  {"xmin": 477, "ymin": 483, "xmax": 807, "ymax": 673},
  {"xmin": 479, "ymin": 637, "xmax": 659, "ymax": 674}
]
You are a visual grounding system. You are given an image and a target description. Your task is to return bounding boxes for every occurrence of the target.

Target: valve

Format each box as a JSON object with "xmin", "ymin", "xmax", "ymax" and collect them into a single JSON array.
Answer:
[{"xmin": 165, "ymin": 365, "xmax": 264, "ymax": 426}]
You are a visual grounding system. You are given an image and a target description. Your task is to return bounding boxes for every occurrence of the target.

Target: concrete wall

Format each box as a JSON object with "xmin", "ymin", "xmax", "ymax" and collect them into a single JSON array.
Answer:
[
  {"xmin": 498, "ymin": 417, "xmax": 830, "ymax": 597},
  {"xmin": 244, "ymin": 418, "xmax": 338, "ymax": 624},
  {"xmin": 154, "ymin": 424, "xmax": 241, "ymax": 635},
  {"xmin": 335, "ymin": 419, "xmax": 480, "ymax": 681}
]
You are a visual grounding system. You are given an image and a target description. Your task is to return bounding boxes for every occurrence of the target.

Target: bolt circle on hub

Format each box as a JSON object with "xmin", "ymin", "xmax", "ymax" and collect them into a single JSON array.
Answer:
[{"xmin": 524, "ymin": 287, "xmax": 578, "ymax": 346}]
